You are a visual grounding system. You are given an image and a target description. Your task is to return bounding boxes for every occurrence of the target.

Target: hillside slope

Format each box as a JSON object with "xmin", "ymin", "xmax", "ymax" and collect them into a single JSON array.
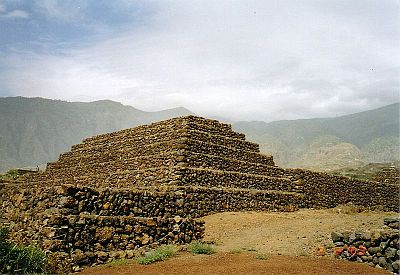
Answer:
[
  {"xmin": 233, "ymin": 103, "xmax": 399, "ymax": 170},
  {"xmin": 1, "ymin": 97, "xmax": 398, "ymax": 172},
  {"xmin": 0, "ymin": 97, "xmax": 193, "ymax": 172}
]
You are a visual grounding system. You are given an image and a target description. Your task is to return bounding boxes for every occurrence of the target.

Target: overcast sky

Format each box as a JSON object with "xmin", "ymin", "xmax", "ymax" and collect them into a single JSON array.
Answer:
[{"xmin": 0, "ymin": 0, "xmax": 399, "ymax": 121}]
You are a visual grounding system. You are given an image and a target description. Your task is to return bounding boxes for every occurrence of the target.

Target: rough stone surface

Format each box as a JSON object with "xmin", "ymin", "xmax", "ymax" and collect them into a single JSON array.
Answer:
[{"xmin": 332, "ymin": 220, "xmax": 400, "ymax": 274}]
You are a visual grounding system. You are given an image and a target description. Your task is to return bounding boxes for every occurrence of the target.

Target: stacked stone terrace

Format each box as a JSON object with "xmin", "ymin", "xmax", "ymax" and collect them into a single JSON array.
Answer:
[
  {"xmin": 24, "ymin": 115, "xmax": 304, "ymax": 213},
  {"xmin": 373, "ymin": 166, "xmax": 400, "ymax": 185},
  {"xmin": 1, "ymin": 115, "xmax": 397, "ymax": 271}
]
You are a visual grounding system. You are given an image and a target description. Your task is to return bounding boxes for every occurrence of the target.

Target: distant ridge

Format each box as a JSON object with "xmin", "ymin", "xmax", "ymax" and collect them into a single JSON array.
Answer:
[
  {"xmin": 0, "ymin": 97, "xmax": 193, "ymax": 172},
  {"xmin": 233, "ymin": 103, "xmax": 399, "ymax": 171},
  {"xmin": 0, "ymin": 96, "xmax": 398, "ymax": 172}
]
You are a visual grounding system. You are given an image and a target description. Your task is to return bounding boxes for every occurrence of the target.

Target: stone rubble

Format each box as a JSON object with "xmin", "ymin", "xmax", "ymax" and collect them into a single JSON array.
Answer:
[{"xmin": 331, "ymin": 217, "xmax": 400, "ymax": 274}]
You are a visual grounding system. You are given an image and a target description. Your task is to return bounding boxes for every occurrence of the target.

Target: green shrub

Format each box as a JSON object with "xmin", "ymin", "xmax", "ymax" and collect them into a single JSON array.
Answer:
[
  {"xmin": 136, "ymin": 245, "xmax": 177, "ymax": 265},
  {"xmin": 188, "ymin": 241, "xmax": 216, "ymax": 255},
  {"xmin": 0, "ymin": 227, "xmax": 48, "ymax": 274},
  {"xmin": 0, "ymin": 169, "xmax": 20, "ymax": 181},
  {"xmin": 105, "ymin": 258, "xmax": 129, "ymax": 267},
  {"xmin": 6, "ymin": 170, "xmax": 19, "ymax": 180},
  {"xmin": 228, "ymin": 248, "xmax": 243, "ymax": 254},
  {"xmin": 255, "ymin": 253, "xmax": 269, "ymax": 260}
]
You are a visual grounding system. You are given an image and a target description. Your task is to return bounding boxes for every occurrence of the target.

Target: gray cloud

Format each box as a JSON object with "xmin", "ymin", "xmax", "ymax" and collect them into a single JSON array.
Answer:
[{"xmin": 0, "ymin": 0, "xmax": 399, "ymax": 121}]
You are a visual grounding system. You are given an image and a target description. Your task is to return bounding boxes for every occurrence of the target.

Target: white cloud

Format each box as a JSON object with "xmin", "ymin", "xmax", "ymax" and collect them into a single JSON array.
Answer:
[
  {"xmin": 1, "ymin": 0, "xmax": 399, "ymax": 121},
  {"xmin": 0, "ymin": 9, "xmax": 29, "ymax": 19},
  {"xmin": 35, "ymin": 0, "xmax": 86, "ymax": 23},
  {"xmin": 0, "ymin": 3, "xmax": 5, "ymax": 13}
]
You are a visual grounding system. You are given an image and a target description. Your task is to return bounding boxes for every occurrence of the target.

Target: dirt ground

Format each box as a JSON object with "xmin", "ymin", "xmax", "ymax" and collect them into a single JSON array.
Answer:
[
  {"xmin": 202, "ymin": 208, "xmax": 399, "ymax": 256},
  {"xmin": 80, "ymin": 252, "xmax": 391, "ymax": 275},
  {"xmin": 80, "ymin": 208, "xmax": 398, "ymax": 275}
]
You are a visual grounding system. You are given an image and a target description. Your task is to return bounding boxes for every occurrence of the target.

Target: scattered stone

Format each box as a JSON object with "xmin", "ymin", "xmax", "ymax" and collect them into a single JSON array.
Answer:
[
  {"xmin": 331, "ymin": 232, "xmax": 343, "ymax": 243},
  {"xmin": 368, "ymin": 246, "xmax": 380, "ymax": 255},
  {"xmin": 384, "ymin": 247, "xmax": 397, "ymax": 259}
]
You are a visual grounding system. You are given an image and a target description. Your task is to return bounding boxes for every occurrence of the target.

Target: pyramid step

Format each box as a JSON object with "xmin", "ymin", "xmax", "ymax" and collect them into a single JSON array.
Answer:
[
  {"xmin": 35, "ymin": 166, "xmax": 178, "ymax": 188},
  {"xmin": 72, "ymin": 128, "xmax": 258, "ymax": 155},
  {"xmin": 85, "ymin": 185, "xmax": 304, "ymax": 217},
  {"xmin": 184, "ymin": 139, "xmax": 273, "ymax": 166},
  {"xmin": 186, "ymin": 129, "xmax": 259, "ymax": 152},
  {"xmin": 53, "ymin": 138, "xmax": 270, "ymax": 172},
  {"xmin": 58, "ymin": 139, "xmax": 184, "ymax": 164},
  {"xmin": 3, "ymin": 184, "xmax": 304, "ymax": 225},
  {"xmin": 184, "ymin": 152, "xmax": 284, "ymax": 177},
  {"xmin": 72, "ymin": 128, "xmax": 186, "ymax": 151},
  {"xmin": 47, "ymin": 152, "xmax": 181, "ymax": 176},
  {"xmin": 82, "ymin": 116, "xmax": 244, "ymax": 146},
  {"xmin": 179, "ymin": 167, "xmax": 300, "ymax": 192}
]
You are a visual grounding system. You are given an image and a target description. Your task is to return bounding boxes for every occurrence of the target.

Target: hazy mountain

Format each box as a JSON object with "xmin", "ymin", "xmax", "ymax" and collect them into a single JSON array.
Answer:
[
  {"xmin": 0, "ymin": 97, "xmax": 193, "ymax": 172},
  {"xmin": 0, "ymin": 97, "xmax": 398, "ymax": 172},
  {"xmin": 233, "ymin": 103, "xmax": 399, "ymax": 171}
]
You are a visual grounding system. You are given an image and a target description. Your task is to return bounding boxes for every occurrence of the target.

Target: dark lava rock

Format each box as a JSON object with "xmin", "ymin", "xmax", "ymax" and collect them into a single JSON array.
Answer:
[{"xmin": 331, "ymin": 232, "xmax": 344, "ymax": 242}]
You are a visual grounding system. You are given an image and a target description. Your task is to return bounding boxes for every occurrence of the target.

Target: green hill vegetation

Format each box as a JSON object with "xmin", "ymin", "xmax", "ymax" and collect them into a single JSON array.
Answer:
[
  {"xmin": 233, "ymin": 103, "xmax": 399, "ymax": 171},
  {"xmin": 330, "ymin": 161, "xmax": 400, "ymax": 182}
]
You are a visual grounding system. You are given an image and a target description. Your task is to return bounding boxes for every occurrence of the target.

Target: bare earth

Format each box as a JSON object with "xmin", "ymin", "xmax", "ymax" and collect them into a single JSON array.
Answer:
[
  {"xmin": 80, "ymin": 209, "xmax": 398, "ymax": 275},
  {"xmin": 203, "ymin": 208, "xmax": 399, "ymax": 256}
]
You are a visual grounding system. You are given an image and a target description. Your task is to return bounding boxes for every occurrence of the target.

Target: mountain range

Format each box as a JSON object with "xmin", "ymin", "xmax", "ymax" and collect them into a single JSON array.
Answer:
[
  {"xmin": 233, "ymin": 102, "xmax": 399, "ymax": 170},
  {"xmin": 0, "ymin": 97, "xmax": 193, "ymax": 172},
  {"xmin": 0, "ymin": 96, "xmax": 398, "ymax": 172}
]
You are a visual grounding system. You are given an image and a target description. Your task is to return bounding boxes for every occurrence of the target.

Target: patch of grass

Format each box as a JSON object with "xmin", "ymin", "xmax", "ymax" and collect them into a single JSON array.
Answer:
[
  {"xmin": 228, "ymin": 248, "xmax": 243, "ymax": 254},
  {"xmin": 333, "ymin": 203, "xmax": 366, "ymax": 214},
  {"xmin": 255, "ymin": 253, "xmax": 269, "ymax": 260},
  {"xmin": 136, "ymin": 245, "xmax": 177, "ymax": 265},
  {"xmin": 188, "ymin": 241, "xmax": 216, "ymax": 255},
  {"xmin": 0, "ymin": 169, "xmax": 20, "ymax": 182},
  {"xmin": 105, "ymin": 258, "xmax": 129, "ymax": 267},
  {"xmin": 0, "ymin": 227, "xmax": 49, "ymax": 274}
]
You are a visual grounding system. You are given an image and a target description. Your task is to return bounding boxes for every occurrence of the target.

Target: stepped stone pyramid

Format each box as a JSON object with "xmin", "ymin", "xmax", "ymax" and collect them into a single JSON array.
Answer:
[
  {"xmin": 1, "ymin": 116, "xmax": 303, "ymax": 270},
  {"xmin": 1, "ymin": 115, "xmax": 397, "ymax": 271},
  {"xmin": 37, "ymin": 115, "xmax": 289, "ymax": 190},
  {"xmin": 27, "ymin": 115, "xmax": 304, "ymax": 215}
]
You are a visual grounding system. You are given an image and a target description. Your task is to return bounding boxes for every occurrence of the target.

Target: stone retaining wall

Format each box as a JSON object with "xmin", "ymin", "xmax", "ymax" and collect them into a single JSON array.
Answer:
[
  {"xmin": 373, "ymin": 167, "xmax": 400, "ymax": 185},
  {"xmin": 331, "ymin": 218, "xmax": 399, "ymax": 274},
  {"xmin": 1, "ymin": 184, "xmax": 303, "ymax": 223},
  {"xmin": 179, "ymin": 168, "xmax": 299, "ymax": 192},
  {"xmin": 11, "ymin": 212, "xmax": 204, "ymax": 271},
  {"xmin": 285, "ymin": 169, "xmax": 398, "ymax": 211},
  {"xmin": 183, "ymin": 138, "xmax": 274, "ymax": 165},
  {"xmin": 183, "ymin": 153, "xmax": 283, "ymax": 176}
]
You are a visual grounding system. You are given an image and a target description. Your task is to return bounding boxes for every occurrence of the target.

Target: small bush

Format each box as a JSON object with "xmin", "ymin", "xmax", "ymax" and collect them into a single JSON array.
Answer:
[
  {"xmin": 0, "ymin": 227, "xmax": 48, "ymax": 274},
  {"xmin": 255, "ymin": 253, "xmax": 269, "ymax": 260},
  {"xmin": 136, "ymin": 245, "xmax": 177, "ymax": 265},
  {"xmin": 105, "ymin": 258, "xmax": 129, "ymax": 267},
  {"xmin": 228, "ymin": 248, "xmax": 243, "ymax": 254},
  {"xmin": 333, "ymin": 203, "xmax": 366, "ymax": 214},
  {"xmin": 6, "ymin": 170, "xmax": 19, "ymax": 180},
  {"xmin": 189, "ymin": 241, "xmax": 216, "ymax": 255}
]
